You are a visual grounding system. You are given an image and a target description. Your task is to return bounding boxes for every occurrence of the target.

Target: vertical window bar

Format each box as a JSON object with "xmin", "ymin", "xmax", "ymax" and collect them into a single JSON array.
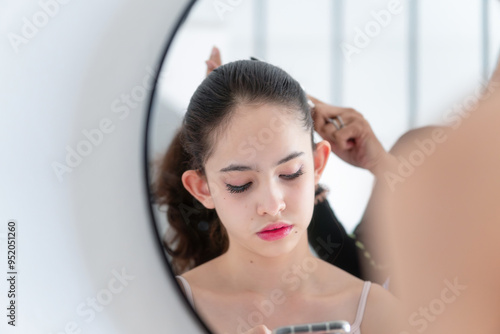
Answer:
[
  {"xmin": 482, "ymin": 0, "xmax": 490, "ymax": 80},
  {"xmin": 331, "ymin": 0, "xmax": 345, "ymax": 105},
  {"xmin": 408, "ymin": 0, "xmax": 419, "ymax": 128},
  {"xmin": 253, "ymin": 0, "xmax": 267, "ymax": 60}
]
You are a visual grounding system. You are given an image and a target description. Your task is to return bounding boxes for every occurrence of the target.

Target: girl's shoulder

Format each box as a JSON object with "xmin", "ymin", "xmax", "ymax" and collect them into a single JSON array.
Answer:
[
  {"xmin": 178, "ymin": 256, "xmax": 224, "ymax": 291},
  {"xmin": 313, "ymin": 257, "xmax": 365, "ymax": 291},
  {"xmin": 360, "ymin": 282, "xmax": 402, "ymax": 334},
  {"xmin": 315, "ymin": 261, "xmax": 400, "ymax": 333}
]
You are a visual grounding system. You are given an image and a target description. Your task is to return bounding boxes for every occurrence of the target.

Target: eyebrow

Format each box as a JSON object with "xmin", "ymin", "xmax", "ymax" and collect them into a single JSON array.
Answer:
[{"xmin": 219, "ymin": 151, "xmax": 304, "ymax": 173}]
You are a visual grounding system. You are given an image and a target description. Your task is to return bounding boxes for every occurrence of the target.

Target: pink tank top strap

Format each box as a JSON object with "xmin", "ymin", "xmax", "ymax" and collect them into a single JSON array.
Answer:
[{"xmin": 350, "ymin": 281, "xmax": 372, "ymax": 333}]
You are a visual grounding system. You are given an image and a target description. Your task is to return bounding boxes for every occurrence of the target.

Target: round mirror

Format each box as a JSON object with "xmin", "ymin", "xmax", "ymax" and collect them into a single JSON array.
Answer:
[{"xmin": 145, "ymin": 0, "xmax": 499, "ymax": 332}]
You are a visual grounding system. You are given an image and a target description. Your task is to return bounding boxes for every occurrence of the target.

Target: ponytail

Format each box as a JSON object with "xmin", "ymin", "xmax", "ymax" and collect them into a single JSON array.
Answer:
[{"xmin": 153, "ymin": 128, "xmax": 229, "ymax": 274}]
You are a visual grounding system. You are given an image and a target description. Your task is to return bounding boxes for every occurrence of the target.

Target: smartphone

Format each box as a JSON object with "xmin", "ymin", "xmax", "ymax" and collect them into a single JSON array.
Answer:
[{"xmin": 271, "ymin": 320, "xmax": 350, "ymax": 334}]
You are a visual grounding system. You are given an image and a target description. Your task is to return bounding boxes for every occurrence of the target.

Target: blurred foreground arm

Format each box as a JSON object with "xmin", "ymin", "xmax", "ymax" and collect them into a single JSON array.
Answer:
[{"xmin": 380, "ymin": 55, "xmax": 500, "ymax": 333}]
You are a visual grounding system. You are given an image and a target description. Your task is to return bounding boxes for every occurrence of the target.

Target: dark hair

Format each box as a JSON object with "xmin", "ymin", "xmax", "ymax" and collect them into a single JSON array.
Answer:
[{"xmin": 154, "ymin": 60, "xmax": 313, "ymax": 274}]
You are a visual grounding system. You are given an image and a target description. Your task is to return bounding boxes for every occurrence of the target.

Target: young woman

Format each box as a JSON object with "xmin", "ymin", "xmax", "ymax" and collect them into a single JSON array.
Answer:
[{"xmin": 154, "ymin": 60, "xmax": 398, "ymax": 334}]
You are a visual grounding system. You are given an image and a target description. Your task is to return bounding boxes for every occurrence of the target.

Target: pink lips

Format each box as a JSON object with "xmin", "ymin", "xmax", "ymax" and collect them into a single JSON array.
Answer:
[{"xmin": 257, "ymin": 223, "xmax": 293, "ymax": 241}]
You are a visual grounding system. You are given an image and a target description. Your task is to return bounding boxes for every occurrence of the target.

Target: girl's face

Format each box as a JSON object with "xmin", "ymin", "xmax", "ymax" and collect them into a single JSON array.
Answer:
[{"xmin": 184, "ymin": 103, "xmax": 330, "ymax": 258}]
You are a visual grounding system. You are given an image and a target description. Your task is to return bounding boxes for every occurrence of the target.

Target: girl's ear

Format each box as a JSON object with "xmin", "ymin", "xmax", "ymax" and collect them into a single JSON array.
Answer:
[
  {"xmin": 313, "ymin": 140, "xmax": 331, "ymax": 185},
  {"xmin": 181, "ymin": 170, "xmax": 215, "ymax": 209}
]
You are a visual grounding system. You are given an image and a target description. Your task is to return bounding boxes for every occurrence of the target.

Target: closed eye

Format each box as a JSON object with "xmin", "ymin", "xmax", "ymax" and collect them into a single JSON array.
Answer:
[
  {"xmin": 226, "ymin": 182, "xmax": 252, "ymax": 194},
  {"xmin": 225, "ymin": 166, "xmax": 304, "ymax": 194},
  {"xmin": 280, "ymin": 166, "xmax": 304, "ymax": 180}
]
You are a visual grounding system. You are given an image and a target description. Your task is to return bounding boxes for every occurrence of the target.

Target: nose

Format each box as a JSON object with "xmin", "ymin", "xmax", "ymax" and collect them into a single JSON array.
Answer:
[{"xmin": 256, "ymin": 181, "xmax": 286, "ymax": 217}]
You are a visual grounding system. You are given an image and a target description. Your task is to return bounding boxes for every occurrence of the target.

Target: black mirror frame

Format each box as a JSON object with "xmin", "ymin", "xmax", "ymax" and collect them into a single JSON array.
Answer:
[{"xmin": 142, "ymin": 0, "xmax": 212, "ymax": 333}]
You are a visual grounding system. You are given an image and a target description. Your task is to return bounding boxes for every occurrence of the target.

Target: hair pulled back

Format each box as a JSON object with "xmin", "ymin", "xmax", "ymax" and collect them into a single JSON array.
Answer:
[{"xmin": 154, "ymin": 60, "xmax": 313, "ymax": 274}]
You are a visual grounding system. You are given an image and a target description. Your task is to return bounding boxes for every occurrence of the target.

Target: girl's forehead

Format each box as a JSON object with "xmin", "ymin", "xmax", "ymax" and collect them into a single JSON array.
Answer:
[
  {"xmin": 225, "ymin": 104, "xmax": 299, "ymax": 134},
  {"xmin": 205, "ymin": 106, "xmax": 312, "ymax": 171}
]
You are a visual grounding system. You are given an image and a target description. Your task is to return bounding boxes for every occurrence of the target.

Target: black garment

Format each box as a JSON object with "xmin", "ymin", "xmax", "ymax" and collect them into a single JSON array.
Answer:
[{"xmin": 308, "ymin": 193, "xmax": 363, "ymax": 279}]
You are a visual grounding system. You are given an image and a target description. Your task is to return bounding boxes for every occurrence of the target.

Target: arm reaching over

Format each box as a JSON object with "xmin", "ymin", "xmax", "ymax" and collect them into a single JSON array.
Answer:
[{"xmin": 379, "ymin": 54, "xmax": 500, "ymax": 333}]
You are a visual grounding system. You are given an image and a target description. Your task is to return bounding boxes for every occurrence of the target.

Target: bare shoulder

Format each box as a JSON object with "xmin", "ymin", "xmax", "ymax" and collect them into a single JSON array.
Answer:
[
  {"xmin": 314, "ymin": 258, "xmax": 365, "ymax": 291},
  {"xmin": 361, "ymin": 283, "xmax": 403, "ymax": 334},
  {"xmin": 313, "ymin": 260, "xmax": 401, "ymax": 334},
  {"xmin": 177, "ymin": 256, "xmax": 223, "ymax": 291},
  {"xmin": 310, "ymin": 259, "xmax": 368, "ymax": 307}
]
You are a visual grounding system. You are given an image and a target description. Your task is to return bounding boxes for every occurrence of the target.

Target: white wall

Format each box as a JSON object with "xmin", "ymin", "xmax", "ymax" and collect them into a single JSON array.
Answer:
[{"xmin": 1, "ymin": 0, "xmax": 207, "ymax": 333}]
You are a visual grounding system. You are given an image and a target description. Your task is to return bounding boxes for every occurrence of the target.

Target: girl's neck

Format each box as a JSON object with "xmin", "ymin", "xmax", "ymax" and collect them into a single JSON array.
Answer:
[{"xmin": 215, "ymin": 233, "xmax": 320, "ymax": 297}]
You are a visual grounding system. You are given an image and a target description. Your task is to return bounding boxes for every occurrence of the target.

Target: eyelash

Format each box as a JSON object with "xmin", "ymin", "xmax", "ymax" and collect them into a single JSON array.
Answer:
[{"xmin": 225, "ymin": 167, "xmax": 304, "ymax": 194}]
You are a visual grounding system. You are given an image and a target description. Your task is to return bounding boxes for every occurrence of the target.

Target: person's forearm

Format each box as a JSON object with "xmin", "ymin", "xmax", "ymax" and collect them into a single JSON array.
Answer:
[{"xmin": 368, "ymin": 152, "xmax": 400, "ymax": 180}]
